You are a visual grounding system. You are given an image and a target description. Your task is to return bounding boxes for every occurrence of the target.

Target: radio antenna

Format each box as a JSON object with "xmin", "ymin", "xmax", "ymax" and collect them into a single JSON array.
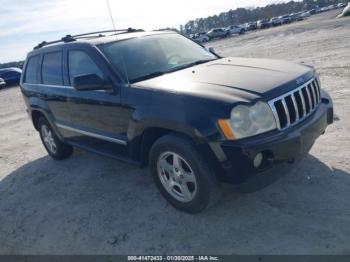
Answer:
[
  {"xmin": 105, "ymin": 0, "xmax": 130, "ymax": 85},
  {"xmin": 106, "ymin": 0, "xmax": 117, "ymax": 37}
]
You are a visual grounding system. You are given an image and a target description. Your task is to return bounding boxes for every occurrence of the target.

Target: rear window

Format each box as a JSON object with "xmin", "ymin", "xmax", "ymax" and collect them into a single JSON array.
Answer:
[
  {"xmin": 41, "ymin": 52, "xmax": 63, "ymax": 85},
  {"xmin": 24, "ymin": 56, "xmax": 40, "ymax": 84}
]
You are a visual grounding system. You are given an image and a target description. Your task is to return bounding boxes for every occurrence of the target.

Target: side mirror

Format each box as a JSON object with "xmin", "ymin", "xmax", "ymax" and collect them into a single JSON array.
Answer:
[{"xmin": 73, "ymin": 74, "xmax": 112, "ymax": 91}]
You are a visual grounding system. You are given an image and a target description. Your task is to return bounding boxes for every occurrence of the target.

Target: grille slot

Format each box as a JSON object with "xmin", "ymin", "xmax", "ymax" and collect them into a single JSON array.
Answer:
[{"xmin": 269, "ymin": 78, "xmax": 321, "ymax": 130}]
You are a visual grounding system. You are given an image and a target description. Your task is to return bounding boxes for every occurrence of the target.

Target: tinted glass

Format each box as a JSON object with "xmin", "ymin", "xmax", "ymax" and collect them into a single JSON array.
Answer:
[
  {"xmin": 99, "ymin": 34, "xmax": 217, "ymax": 83},
  {"xmin": 24, "ymin": 56, "xmax": 39, "ymax": 84},
  {"xmin": 42, "ymin": 52, "xmax": 63, "ymax": 85},
  {"xmin": 68, "ymin": 50, "xmax": 104, "ymax": 85}
]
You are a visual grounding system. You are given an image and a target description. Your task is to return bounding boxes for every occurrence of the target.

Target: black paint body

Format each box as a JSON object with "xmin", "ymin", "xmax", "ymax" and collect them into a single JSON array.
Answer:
[{"xmin": 20, "ymin": 31, "xmax": 334, "ymax": 185}]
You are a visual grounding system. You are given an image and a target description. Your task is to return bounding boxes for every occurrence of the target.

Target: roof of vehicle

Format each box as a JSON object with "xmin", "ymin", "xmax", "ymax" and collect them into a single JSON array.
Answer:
[
  {"xmin": 86, "ymin": 30, "xmax": 173, "ymax": 45},
  {"xmin": 31, "ymin": 29, "xmax": 175, "ymax": 52}
]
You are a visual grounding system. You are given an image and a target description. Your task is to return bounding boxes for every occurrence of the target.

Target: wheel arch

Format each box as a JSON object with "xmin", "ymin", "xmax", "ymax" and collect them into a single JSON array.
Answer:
[
  {"xmin": 129, "ymin": 121, "xmax": 207, "ymax": 166},
  {"xmin": 31, "ymin": 110, "xmax": 46, "ymax": 130}
]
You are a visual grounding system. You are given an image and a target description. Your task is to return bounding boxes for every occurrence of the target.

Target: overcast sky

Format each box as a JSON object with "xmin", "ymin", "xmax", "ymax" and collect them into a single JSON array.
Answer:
[{"xmin": 0, "ymin": 0, "xmax": 285, "ymax": 62}]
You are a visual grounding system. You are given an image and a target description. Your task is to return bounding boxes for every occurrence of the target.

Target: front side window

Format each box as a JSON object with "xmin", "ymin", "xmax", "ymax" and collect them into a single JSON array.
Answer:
[
  {"xmin": 42, "ymin": 52, "xmax": 63, "ymax": 85},
  {"xmin": 24, "ymin": 56, "xmax": 40, "ymax": 84},
  {"xmin": 68, "ymin": 50, "xmax": 104, "ymax": 85},
  {"xmin": 98, "ymin": 33, "xmax": 217, "ymax": 83}
]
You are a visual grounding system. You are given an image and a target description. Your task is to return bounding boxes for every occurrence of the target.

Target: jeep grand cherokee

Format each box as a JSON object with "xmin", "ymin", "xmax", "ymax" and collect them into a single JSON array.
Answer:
[{"xmin": 20, "ymin": 29, "xmax": 333, "ymax": 213}]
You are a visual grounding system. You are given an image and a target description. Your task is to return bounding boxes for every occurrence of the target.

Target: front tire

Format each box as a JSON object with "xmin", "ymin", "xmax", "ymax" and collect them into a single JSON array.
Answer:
[
  {"xmin": 38, "ymin": 117, "xmax": 73, "ymax": 160},
  {"xmin": 149, "ymin": 134, "xmax": 221, "ymax": 213}
]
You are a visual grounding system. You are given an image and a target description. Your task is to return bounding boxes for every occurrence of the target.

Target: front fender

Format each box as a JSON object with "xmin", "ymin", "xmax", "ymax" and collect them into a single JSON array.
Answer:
[
  {"xmin": 123, "ymin": 86, "xmax": 232, "ymax": 144},
  {"xmin": 128, "ymin": 117, "xmax": 205, "ymax": 143}
]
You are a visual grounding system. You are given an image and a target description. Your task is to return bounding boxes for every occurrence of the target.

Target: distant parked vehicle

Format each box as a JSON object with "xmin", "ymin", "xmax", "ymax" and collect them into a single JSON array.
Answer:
[
  {"xmin": 308, "ymin": 9, "xmax": 317, "ymax": 15},
  {"xmin": 337, "ymin": 3, "xmax": 346, "ymax": 8},
  {"xmin": 290, "ymin": 13, "xmax": 304, "ymax": 21},
  {"xmin": 257, "ymin": 19, "xmax": 271, "ymax": 29},
  {"xmin": 0, "ymin": 78, "xmax": 5, "ymax": 89},
  {"xmin": 226, "ymin": 25, "xmax": 245, "ymax": 35},
  {"xmin": 206, "ymin": 28, "xmax": 229, "ymax": 40},
  {"xmin": 295, "ymin": 12, "xmax": 305, "ymax": 21},
  {"xmin": 245, "ymin": 22, "xmax": 257, "ymax": 31},
  {"xmin": 270, "ymin": 17, "xmax": 282, "ymax": 26},
  {"xmin": 300, "ymin": 11, "xmax": 311, "ymax": 18},
  {"xmin": 279, "ymin": 15, "xmax": 291, "ymax": 24},
  {"xmin": 0, "ymin": 68, "xmax": 22, "ymax": 86},
  {"xmin": 289, "ymin": 13, "xmax": 297, "ymax": 22},
  {"xmin": 191, "ymin": 33, "xmax": 210, "ymax": 43}
]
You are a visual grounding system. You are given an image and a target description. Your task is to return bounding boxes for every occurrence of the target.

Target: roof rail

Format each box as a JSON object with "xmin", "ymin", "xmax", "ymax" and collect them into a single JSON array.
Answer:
[{"xmin": 33, "ymin": 28, "xmax": 144, "ymax": 50}]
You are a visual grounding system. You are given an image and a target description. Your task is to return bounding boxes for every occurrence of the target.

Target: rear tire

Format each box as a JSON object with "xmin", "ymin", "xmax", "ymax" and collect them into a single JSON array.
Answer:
[
  {"xmin": 149, "ymin": 134, "xmax": 221, "ymax": 213},
  {"xmin": 38, "ymin": 117, "xmax": 73, "ymax": 160}
]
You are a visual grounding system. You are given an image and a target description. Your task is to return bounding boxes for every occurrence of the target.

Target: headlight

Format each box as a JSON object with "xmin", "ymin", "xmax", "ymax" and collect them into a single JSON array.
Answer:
[{"xmin": 218, "ymin": 101, "xmax": 277, "ymax": 140}]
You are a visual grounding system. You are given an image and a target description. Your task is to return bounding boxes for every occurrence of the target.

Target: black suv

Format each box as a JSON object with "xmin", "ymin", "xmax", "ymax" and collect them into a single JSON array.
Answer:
[{"xmin": 20, "ymin": 29, "xmax": 333, "ymax": 213}]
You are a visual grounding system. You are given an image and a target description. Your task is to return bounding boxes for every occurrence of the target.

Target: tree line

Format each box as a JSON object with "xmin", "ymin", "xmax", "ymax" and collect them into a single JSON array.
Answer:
[
  {"xmin": 181, "ymin": 0, "xmax": 344, "ymax": 34},
  {"xmin": 0, "ymin": 0, "xmax": 345, "ymax": 67},
  {"xmin": 0, "ymin": 61, "xmax": 23, "ymax": 70}
]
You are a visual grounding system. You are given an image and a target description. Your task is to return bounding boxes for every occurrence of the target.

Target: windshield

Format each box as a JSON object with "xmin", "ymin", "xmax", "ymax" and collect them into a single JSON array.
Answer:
[{"xmin": 98, "ymin": 33, "xmax": 217, "ymax": 83}]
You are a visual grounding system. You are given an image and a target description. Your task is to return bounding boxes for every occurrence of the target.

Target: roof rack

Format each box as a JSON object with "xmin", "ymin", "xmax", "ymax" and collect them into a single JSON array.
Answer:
[{"xmin": 33, "ymin": 28, "xmax": 144, "ymax": 50}]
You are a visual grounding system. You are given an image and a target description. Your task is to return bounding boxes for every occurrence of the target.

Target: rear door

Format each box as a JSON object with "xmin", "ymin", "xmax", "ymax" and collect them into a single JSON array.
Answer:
[
  {"xmin": 39, "ymin": 51, "xmax": 71, "ymax": 124},
  {"xmin": 22, "ymin": 51, "xmax": 71, "ymax": 129}
]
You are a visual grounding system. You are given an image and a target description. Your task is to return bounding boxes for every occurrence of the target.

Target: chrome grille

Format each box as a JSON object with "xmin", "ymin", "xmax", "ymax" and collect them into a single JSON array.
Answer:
[{"xmin": 268, "ymin": 78, "xmax": 321, "ymax": 130}]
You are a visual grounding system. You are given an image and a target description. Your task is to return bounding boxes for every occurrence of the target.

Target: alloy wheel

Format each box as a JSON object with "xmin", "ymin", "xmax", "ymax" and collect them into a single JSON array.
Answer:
[
  {"xmin": 157, "ymin": 152, "xmax": 198, "ymax": 203},
  {"xmin": 41, "ymin": 125, "xmax": 57, "ymax": 154}
]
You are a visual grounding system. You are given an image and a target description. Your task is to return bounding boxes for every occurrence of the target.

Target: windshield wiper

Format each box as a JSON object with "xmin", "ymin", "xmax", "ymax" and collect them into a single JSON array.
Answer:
[
  {"xmin": 167, "ymin": 59, "xmax": 217, "ymax": 72},
  {"xmin": 130, "ymin": 71, "xmax": 167, "ymax": 83},
  {"xmin": 131, "ymin": 59, "xmax": 217, "ymax": 83}
]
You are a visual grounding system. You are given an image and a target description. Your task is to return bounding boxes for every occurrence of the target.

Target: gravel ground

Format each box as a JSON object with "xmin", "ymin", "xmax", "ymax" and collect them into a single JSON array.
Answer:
[{"xmin": 0, "ymin": 9, "xmax": 350, "ymax": 255}]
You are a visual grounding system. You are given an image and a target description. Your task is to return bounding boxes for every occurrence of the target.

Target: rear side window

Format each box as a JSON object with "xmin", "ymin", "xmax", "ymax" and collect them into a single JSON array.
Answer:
[
  {"xmin": 68, "ymin": 50, "xmax": 104, "ymax": 85},
  {"xmin": 24, "ymin": 56, "xmax": 39, "ymax": 84},
  {"xmin": 41, "ymin": 52, "xmax": 63, "ymax": 85}
]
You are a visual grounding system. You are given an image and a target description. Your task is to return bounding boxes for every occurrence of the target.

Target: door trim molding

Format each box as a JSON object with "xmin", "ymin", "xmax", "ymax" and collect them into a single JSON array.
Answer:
[{"xmin": 56, "ymin": 123, "xmax": 127, "ymax": 146}]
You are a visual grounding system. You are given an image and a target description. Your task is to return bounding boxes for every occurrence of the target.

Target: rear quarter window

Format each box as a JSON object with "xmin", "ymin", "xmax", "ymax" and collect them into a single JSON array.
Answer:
[
  {"xmin": 41, "ymin": 51, "xmax": 63, "ymax": 85},
  {"xmin": 24, "ymin": 56, "xmax": 40, "ymax": 84}
]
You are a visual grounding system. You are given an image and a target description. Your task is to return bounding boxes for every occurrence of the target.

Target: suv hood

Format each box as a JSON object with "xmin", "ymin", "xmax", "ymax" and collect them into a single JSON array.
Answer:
[{"xmin": 133, "ymin": 57, "xmax": 314, "ymax": 103}]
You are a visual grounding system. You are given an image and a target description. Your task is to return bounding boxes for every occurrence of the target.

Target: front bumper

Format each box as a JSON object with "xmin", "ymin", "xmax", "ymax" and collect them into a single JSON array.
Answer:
[{"xmin": 210, "ymin": 92, "xmax": 333, "ymax": 186}]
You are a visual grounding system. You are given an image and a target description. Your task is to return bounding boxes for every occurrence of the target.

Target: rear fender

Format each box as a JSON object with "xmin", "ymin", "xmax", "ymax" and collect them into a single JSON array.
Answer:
[{"xmin": 28, "ymin": 97, "xmax": 65, "ymax": 140}]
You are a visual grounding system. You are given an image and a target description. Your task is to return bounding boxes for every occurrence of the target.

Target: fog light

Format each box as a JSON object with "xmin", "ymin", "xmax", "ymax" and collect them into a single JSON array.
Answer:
[{"xmin": 253, "ymin": 153, "xmax": 263, "ymax": 168}]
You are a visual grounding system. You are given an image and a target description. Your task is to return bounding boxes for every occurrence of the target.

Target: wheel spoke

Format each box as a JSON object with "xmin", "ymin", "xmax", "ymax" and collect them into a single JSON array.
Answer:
[
  {"xmin": 42, "ymin": 126, "xmax": 48, "ymax": 137},
  {"xmin": 43, "ymin": 136, "xmax": 49, "ymax": 144},
  {"xmin": 182, "ymin": 172, "xmax": 196, "ymax": 183},
  {"xmin": 179, "ymin": 184, "xmax": 192, "ymax": 201},
  {"xmin": 159, "ymin": 159, "xmax": 173, "ymax": 175},
  {"xmin": 172, "ymin": 153, "xmax": 182, "ymax": 170},
  {"xmin": 162, "ymin": 177, "xmax": 171, "ymax": 189}
]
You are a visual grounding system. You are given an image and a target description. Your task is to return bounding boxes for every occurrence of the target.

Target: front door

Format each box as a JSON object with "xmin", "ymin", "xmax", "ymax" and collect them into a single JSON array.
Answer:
[{"xmin": 56, "ymin": 48, "xmax": 132, "ymax": 155}]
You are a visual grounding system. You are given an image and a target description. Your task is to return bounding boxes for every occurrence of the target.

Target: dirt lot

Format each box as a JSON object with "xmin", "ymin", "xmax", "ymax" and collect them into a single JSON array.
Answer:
[{"xmin": 1, "ymin": 10, "xmax": 350, "ymax": 254}]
